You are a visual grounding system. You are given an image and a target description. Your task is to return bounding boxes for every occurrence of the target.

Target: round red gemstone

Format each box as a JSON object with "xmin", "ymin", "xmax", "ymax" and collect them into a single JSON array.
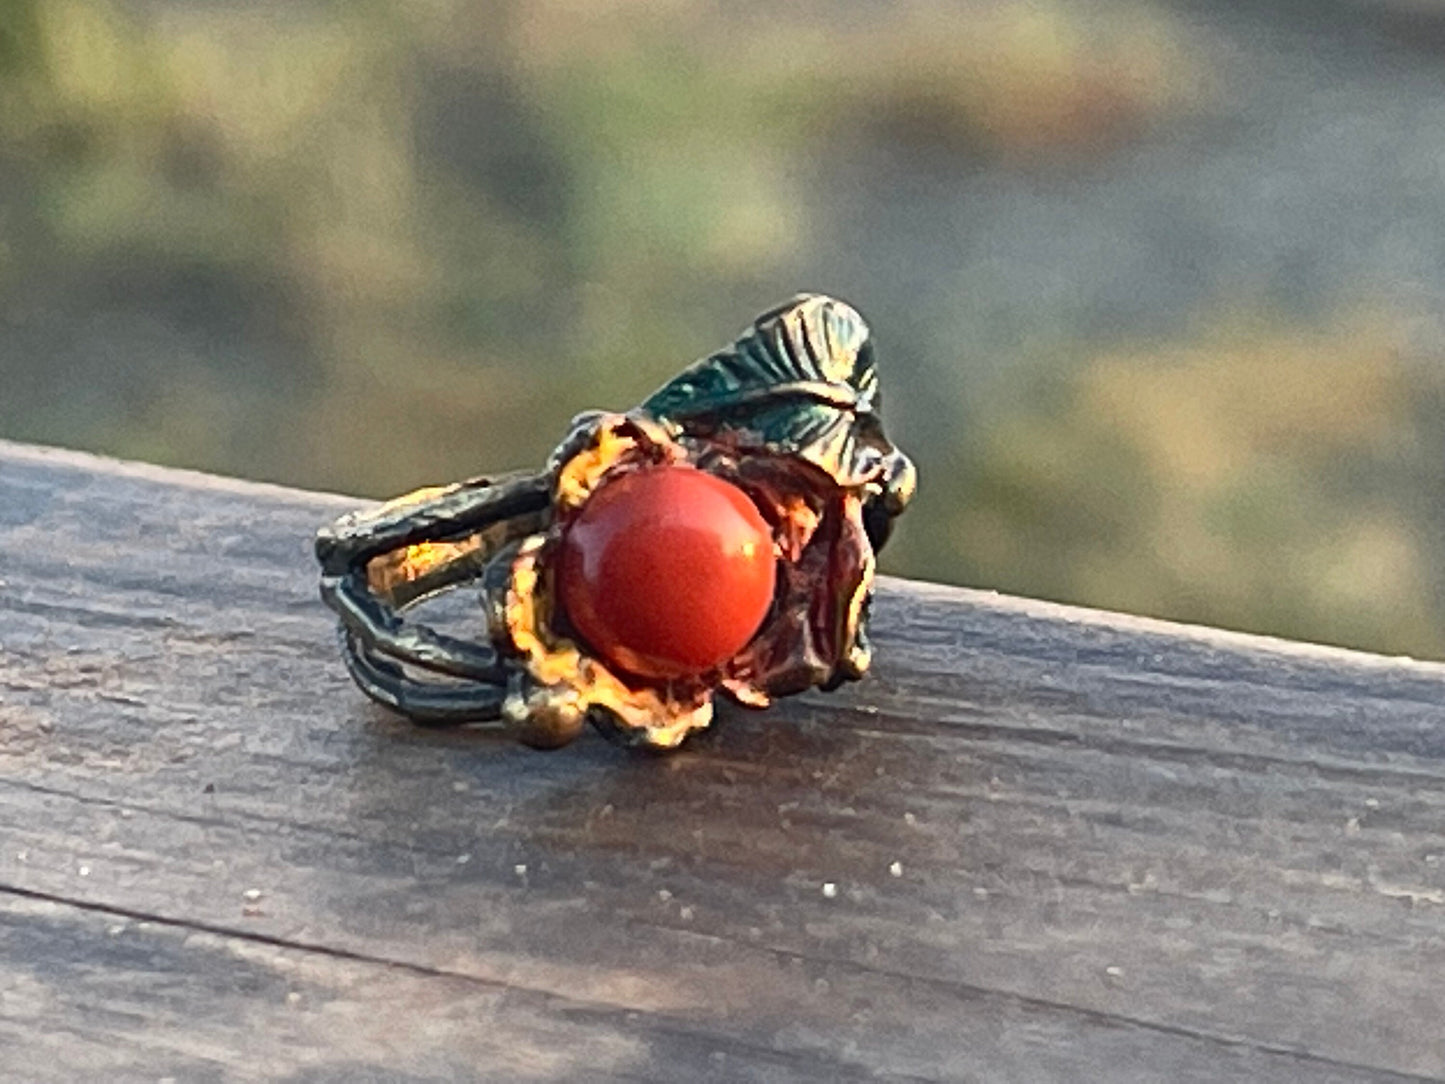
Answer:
[{"xmin": 557, "ymin": 464, "xmax": 777, "ymax": 681}]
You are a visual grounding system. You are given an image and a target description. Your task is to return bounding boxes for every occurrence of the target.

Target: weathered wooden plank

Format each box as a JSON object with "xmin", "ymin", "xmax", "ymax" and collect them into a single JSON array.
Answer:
[
  {"xmin": 2, "ymin": 439, "xmax": 1444, "ymax": 1081},
  {"xmin": 13, "ymin": 890, "xmax": 1414, "ymax": 1084}
]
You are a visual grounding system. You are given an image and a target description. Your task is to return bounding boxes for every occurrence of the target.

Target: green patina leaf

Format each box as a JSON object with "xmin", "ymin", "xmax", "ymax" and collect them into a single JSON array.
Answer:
[{"xmin": 641, "ymin": 294, "xmax": 886, "ymax": 484}]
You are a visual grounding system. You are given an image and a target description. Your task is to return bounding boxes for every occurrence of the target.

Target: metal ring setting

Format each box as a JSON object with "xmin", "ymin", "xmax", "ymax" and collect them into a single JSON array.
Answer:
[{"xmin": 316, "ymin": 294, "xmax": 916, "ymax": 750}]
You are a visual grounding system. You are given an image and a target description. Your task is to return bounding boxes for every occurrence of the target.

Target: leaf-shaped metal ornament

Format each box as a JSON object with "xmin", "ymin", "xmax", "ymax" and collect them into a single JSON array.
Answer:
[{"xmin": 641, "ymin": 294, "xmax": 892, "ymax": 488}]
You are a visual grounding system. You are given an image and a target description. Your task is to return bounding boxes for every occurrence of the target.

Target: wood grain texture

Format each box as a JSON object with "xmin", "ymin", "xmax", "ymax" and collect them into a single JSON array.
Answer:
[{"xmin": 2, "ymin": 438, "xmax": 1444, "ymax": 1082}]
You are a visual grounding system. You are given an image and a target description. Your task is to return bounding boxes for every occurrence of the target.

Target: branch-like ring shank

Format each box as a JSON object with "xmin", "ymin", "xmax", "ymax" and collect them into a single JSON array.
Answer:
[{"xmin": 316, "ymin": 471, "xmax": 553, "ymax": 723}]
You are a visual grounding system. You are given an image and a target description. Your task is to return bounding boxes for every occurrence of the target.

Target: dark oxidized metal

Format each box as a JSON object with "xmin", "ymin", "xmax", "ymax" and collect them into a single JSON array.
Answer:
[{"xmin": 315, "ymin": 294, "xmax": 916, "ymax": 750}]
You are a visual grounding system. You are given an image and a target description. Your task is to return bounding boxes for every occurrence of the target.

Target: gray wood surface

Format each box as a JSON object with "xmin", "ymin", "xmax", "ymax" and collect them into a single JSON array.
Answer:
[{"xmin": 2, "ymin": 438, "xmax": 1444, "ymax": 1083}]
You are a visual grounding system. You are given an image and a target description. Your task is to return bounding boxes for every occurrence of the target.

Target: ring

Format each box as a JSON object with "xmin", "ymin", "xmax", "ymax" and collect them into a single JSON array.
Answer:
[{"xmin": 315, "ymin": 294, "xmax": 916, "ymax": 750}]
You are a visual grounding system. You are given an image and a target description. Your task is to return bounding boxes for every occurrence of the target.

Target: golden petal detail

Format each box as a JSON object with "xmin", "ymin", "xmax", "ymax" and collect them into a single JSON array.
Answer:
[
  {"xmin": 504, "ymin": 534, "xmax": 713, "ymax": 749},
  {"xmin": 554, "ymin": 413, "xmax": 682, "ymax": 510},
  {"xmin": 840, "ymin": 495, "xmax": 877, "ymax": 677}
]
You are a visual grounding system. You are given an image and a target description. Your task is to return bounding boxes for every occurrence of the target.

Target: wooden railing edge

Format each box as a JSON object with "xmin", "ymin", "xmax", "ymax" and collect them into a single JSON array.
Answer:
[{"xmin": 5, "ymin": 436, "xmax": 1440, "ymax": 683}]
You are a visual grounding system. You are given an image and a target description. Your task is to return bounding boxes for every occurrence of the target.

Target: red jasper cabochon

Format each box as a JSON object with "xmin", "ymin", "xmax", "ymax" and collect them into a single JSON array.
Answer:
[{"xmin": 557, "ymin": 465, "xmax": 778, "ymax": 681}]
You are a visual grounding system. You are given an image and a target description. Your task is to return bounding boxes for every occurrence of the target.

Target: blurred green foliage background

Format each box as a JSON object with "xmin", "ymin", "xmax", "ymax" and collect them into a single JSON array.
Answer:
[{"xmin": 4, "ymin": 0, "xmax": 1445, "ymax": 657}]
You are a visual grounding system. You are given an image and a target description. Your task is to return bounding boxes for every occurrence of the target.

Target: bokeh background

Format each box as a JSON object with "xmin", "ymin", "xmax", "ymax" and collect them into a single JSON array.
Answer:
[{"xmin": 5, "ymin": 0, "xmax": 1445, "ymax": 657}]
